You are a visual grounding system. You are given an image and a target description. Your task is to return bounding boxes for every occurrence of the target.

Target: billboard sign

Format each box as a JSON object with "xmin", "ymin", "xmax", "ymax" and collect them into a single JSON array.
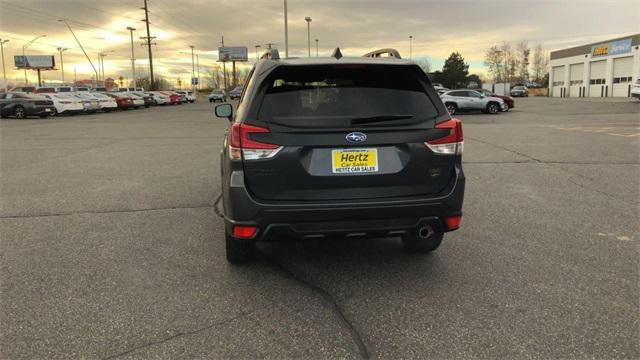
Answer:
[
  {"xmin": 218, "ymin": 47, "xmax": 248, "ymax": 62},
  {"xmin": 591, "ymin": 38, "xmax": 632, "ymax": 58},
  {"xmin": 14, "ymin": 55, "xmax": 56, "ymax": 69}
]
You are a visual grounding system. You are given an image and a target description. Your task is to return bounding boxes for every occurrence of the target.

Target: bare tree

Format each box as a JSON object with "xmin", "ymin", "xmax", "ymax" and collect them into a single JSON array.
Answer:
[
  {"xmin": 414, "ymin": 57, "xmax": 432, "ymax": 74},
  {"xmin": 484, "ymin": 45, "xmax": 505, "ymax": 83},
  {"xmin": 516, "ymin": 41, "xmax": 530, "ymax": 81},
  {"xmin": 531, "ymin": 44, "xmax": 549, "ymax": 84}
]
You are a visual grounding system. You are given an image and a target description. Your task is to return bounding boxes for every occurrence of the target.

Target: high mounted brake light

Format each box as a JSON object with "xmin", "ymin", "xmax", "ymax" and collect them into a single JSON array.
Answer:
[
  {"xmin": 425, "ymin": 118, "xmax": 463, "ymax": 155},
  {"xmin": 229, "ymin": 123, "xmax": 283, "ymax": 161}
]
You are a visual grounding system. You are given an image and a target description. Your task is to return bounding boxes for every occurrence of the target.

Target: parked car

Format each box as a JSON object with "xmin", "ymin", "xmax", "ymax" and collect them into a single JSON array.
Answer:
[
  {"xmin": 440, "ymin": 89, "xmax": 507, "ymax": 115},
  {"xmin": 434, "ymin": 85, "xmax": 450, "ymax": 95},
  {"xmin": 9, "ymin": 86, "xmax": 37, "ymax": 93},
  {"xmin": 56, "ymin": 86, "xmax": 74, "ymax": 93},
  {"xmin": 214, "ymin": 49, "xmax": 464, "ymax": 263},
  {"xmin": 208, "ymin": 90, "xmax": 226, "ymax": 102},
  {"xmin": 34, "ymin": 87, "xmax": 58, "ymax": 94},
  {"xmin": 75, "ymin": 87, "xmax": 91, "ymax": 93},
  {"xmin": 91, "ymin": 93, "xmax": 119, "ymax": 112},
  {"xmin": 131, "ymin": 92, "xmax": 154, "ymax": 107},
  {"xmin": 631, "ymin": 79, "xmax": 640, "ymax": 100},
  {"xmin": 40, "ymin": 94, "xmax": 84, "ymax": 115},
  {"xmin": 0, "ymin": 92, "xmax": 55, "ymax": 118},
  {"xmin": 175, "ymin": 90, "xmax": 196, "ymax": 103},
  {"xmin": 228, "ymin": 86, "xmax": 243, "ymax": 100},
  {"xmin": 510, "ymin": 85, "xmax": 528, "ymax": 97},
  {"xmin": 127, "ymin": 93, "xmax": 146, "ymax": 108},
  {"xmin": 160, "ymin": 91, "xmax": 182, "ymax": 105},
  {"xmin": 74, "ymin": 93, "xmax": 102, "ymax": 113},
  {"xmin": 147, "ymin": 91, "xmax": 170, "ymax": 105},
  {"xmin": 474, "ymin": 88, "xmax": 514, "ymax": 110},
  {"xmin": 105, "ymin": 93, "xmax": 135, "ymax": 110}
]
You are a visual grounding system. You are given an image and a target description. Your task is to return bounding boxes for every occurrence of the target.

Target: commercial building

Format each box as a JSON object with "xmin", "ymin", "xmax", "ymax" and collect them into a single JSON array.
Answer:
[{"xmin": 549, "ymin": 34, "xmax": 639, "ymax": 97}]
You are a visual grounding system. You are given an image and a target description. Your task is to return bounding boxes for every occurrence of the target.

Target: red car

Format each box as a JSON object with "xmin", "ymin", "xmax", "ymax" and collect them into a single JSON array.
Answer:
[
  {"xmin": 475, "ymin": 88, "xmax": 514, "ymax": 110},
  {"xmin": 160, "ymin": 91, "xmax": 181, "ymax": 105},
  {"xmin": 105, "ymin": 93, "xmax": 135, "ymax": 110}
]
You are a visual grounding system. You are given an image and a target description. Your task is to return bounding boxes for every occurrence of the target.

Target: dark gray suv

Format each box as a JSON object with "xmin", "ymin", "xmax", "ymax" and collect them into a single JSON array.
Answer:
[{"xmin": 215, "ymin": 49, "xmax": 465, "ymax": 263}]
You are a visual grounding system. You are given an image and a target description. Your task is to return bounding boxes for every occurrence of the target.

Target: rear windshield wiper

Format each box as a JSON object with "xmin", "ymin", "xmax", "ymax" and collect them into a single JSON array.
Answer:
[{"xmin": 351, "ymin": 114, "xmax": 414, "ymax": 125}]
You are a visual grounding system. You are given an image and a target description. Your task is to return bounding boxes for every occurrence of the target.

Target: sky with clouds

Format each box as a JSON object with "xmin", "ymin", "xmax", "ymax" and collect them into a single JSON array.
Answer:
[{"xmin": 0, "ymin": 0, "xmax": 638, "ymax": 87}]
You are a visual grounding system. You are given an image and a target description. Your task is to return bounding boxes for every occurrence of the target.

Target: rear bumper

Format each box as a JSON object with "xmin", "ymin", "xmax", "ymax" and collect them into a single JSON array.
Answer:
[{"xmin": 222, "ymin": 166, "xmax": 465, "ymax": 241}]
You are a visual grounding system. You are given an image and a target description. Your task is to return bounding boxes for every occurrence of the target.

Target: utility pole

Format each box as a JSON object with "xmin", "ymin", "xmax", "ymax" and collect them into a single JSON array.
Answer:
[
  {"xmin": 22, "ymin": 35, "xmax": 46, "ymax": 85},
  {"xmin": 315, "ymin": 39, "xmax": 318, "ymax": 57},
  {"xmin": 196, "ymin": 54, "xmax": 200, "ymax": 91},
  {"xmin": 220, "ymin": 35, "xmax": 227, "ymax": 90},
  {"xmin": 305, "ymin": 17, "xmax": 312, "ymax": 57},
  {"xmin": 254, "ymin": 44, "xmax": 261, "ymax": 60},
  {"xmin": 1, "ymin": 39, "xmax": 9, "ymax": 92},
  {"xmin": 189, "ymin": 45, "xmax": 195, "ymax": 94},
  {"xmin": 141, "ymin": 0, "xmax": 155, "ymax": 89},
  {"xmin": 284, "ymin": 0, "xmax": 289, "ymax": 58},
  {"xmin": 57, "ymin": 47, "xmax": 67, "ymax": 84},
  {"xmin": 126, "ymin": 26, "xmax": 136, "ymax": 87},
  {"xmin": 59, "ymin": 19, "xmax": 98, "ymax": 87}
]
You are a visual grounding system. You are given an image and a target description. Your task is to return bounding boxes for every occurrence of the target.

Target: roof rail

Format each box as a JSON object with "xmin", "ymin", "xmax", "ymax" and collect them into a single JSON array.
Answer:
[
  {"xmin": 362, "ymin": 48, "xmax": 402, "ymax": 59},
  {"xmin": 260, "ymin": 49, "xmax": 280, "ymax": 60}
]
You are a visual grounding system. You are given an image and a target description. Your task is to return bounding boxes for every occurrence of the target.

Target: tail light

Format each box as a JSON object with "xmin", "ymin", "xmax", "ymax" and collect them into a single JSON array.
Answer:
[
  {"xmin": 425, "ymin": 118, "xmax": 463, "ymax": 155},
  {"xmin": 232, "ymin": 225, "xmax": 258, "ymax": 239},
  {"xmin": 445, "ymin": 215, "xmax": 462, "ymax": 230},
  {"xmin": 229, "ymin": 123, "xmax": 282, "ymax": 161}
]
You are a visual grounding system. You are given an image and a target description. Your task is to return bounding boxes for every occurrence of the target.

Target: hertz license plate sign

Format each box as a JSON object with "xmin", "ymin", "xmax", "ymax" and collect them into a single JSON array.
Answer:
[{"xmin": 331, "ymin": 148, "xmax": 378, "ymax": 174}]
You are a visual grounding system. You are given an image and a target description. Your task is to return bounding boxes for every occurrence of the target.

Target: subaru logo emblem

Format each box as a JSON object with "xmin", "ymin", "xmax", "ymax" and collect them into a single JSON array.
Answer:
[{"xmin": 346, "ymin": 132, "xmax": 367, "ymax": 143}]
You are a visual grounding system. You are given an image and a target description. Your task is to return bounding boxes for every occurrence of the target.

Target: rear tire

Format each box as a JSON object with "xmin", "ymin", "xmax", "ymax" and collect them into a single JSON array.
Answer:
[
  {"xmin": 225, "ymin": 232, "xmax": 256, "ymax": 263},
  {"xmin": 402, "ymin": 231, "xmax": 443, "ymax": 253},
  {"xmin": 14, "ymin": 106, "xmax": 26, "ymax": 119},
  {"xmin": 445, "ymin": 102, "xmax": 457, "ymax": 115}
]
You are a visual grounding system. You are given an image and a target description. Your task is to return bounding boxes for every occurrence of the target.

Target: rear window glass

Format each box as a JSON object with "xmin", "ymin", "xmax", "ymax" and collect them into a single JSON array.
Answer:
[{"xmin": 257, "ymin": 65, "xmax": 437, "ymax": 127}]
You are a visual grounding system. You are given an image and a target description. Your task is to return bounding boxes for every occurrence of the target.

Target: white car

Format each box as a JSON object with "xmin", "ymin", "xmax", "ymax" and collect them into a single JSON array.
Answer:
[
  {"xmin": 74, "ymin": 93, "xmax": 102, "ymax": 113},
  {"xmin": 41, "ymin": 94, "xmax": 84, "ymax": 115},
  {"xmin": 631, "ymin": 79, "xmax": 640, "ymax": 100},
  {"xmin": 91, "ymin": 93, "xmax": 118, "ymax": 112},
  {"xmin": 440, "ymin": 89, "xmax": 508, "ymax": 115},
  {"xmin": 148, "ymin": 91, "xmax": 170, "ymax": 105},
  {"xmin": 175, "ymin": 90, "xmax": 196, "ymax": 103},
  {"xmin": 127, "ymin": 94, "xmax": 145, "ymax": 108}
]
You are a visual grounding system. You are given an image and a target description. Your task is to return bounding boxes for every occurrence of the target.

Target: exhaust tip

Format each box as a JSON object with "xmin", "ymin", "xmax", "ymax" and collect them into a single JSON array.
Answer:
[{"xmin": 418, "ymin": 226, "xmax": 433, "ymax": 239}]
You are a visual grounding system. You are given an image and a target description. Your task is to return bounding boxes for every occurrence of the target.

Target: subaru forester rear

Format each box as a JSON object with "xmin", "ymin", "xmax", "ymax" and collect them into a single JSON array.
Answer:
[{"xmin": 215, "ymin": 49, "xmax": 465, "ymax": 263}]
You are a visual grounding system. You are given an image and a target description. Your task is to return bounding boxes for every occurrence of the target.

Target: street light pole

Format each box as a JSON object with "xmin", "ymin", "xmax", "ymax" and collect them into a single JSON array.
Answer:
[
  {"xmin": 57, "ymin": 47, "xmax": 67, "ymax": 84},
  {"xmin": 22, "ymin": 35, "xmax": 46, "ymax": 85},
  {"xmin": 315, "ymin": 39, "xmax": 319, "ymax": 57},
  {"xmin": 305, "ymin": 17, "xmax": 312, "ymax": 57},
  {"xmin": 1, "ymin": 39, "xmax": 9, "ymax": 92},
  {"xmin": 189, "ymin": 45, "xmax": 195, "ymax": 94},
  {"xmin": 126, "ymin": 26, "xmax": 136, "ymax": 87},
  {"xmin": 284, "ymin": 0, "xmax": 288, "ymax": 58},
  {"xmin": 254, "ymin": 44, "xmax": 261, "ymax": 60},
  {"xmin": 409, "ymin": 35, "xmax": 413, "ymax": 59}
]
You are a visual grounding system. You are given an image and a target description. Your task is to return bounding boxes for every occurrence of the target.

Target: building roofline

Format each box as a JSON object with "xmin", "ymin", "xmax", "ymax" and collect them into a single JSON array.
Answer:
[{"xmin": 550, "ymin": 33, "xmax": 640, "ymax": 60}]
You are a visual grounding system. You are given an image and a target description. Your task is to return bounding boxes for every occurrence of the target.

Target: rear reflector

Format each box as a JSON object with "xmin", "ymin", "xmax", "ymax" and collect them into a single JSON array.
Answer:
[
  {"xmin": 425, "ymin": 118, "xmax": 463, "ymax": 155},
  {"xmin": 445, "ymin": 215, "xmax": 462, "ymax": 230},
  {"xmin": 232, "ymin": 225, "xmax": 258, "ymax": 239}
]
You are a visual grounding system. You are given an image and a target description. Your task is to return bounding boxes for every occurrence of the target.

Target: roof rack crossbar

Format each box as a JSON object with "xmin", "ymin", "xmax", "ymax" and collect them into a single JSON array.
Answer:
[
  {"xmin": 260, "ymin": 49, "xmax": 280, "ymax": 60},
  {"xmin": 362, "ymin": 48, "xmax": 402, "ymax": 59}
]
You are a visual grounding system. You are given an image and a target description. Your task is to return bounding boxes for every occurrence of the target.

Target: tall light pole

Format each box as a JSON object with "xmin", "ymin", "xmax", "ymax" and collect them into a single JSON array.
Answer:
[
  {"xmin": 196, "ymin": 54, "xmax": 200, "ymax": 91},
  {"xmin": 189, "ymin": 45, "xmax": 195, "ymax": 93},
  {"xmin": 409, "ymin": 35, "xmax": 413, "ymax": 59},
  {"xmin": 98, "ymin": 50, "xmax": 114, "ymax": 84},
  {"xmin": 305, "ymin": 17, "xmax": 312, "ymax": 58},
  {"xmin": 22, "ymin": 35, "xmax": 46, "ymax": 85},
  {"xmin": 57, "ymin": 47, "xmax": 67, "ymax": 84},
  {"xmin": 59, "ymin": 19, "xmax": 98, "ymax": 87},
  {"xmin": 315, "ymin": 39, "xmax": 319, "ymax": 57},
  {"xmin": 1, "ymin": 39, "xmax": 9, "ymax": 92},
  {"xmin": 126, "ymin": 26, "xmax": 136, "ymax": 87},
  {"xmin": 284, "ymin": 0, "xmax": 289, "ymax": 58},
  {"xmin": 254, "ymin": 44, "xmax": 261, "ymax": 60}
]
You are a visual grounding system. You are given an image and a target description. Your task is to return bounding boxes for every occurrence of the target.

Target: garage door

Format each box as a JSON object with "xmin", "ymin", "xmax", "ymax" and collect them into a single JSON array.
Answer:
[
  {"xmin": 551, "ymin": 66, "xmax": 565, "ymax": 97},
  {"xmin": 612, "ymin": 56, "xmax": 633, "ymax": 97},
  {"xmin": 569, "ymin": 63, "xmax": 584, "ymax": 97},
  {"xmin": 589, "ymin": 61, "xmax": 606, "ymax": 97}
]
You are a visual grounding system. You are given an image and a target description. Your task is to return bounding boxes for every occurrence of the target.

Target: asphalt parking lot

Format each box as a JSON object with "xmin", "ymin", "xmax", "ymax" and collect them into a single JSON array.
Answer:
[{"xmin": 1, "ymin": 97, "xmax": 638, "ymax": 358}]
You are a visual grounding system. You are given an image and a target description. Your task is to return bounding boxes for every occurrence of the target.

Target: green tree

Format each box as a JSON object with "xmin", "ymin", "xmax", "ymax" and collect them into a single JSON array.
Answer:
[{"xmin": 441, "ymin": 52, "xmax": 469, "ymax": 89}]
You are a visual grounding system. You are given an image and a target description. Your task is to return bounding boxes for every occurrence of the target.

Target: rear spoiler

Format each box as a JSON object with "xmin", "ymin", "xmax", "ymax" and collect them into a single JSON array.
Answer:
[{"xmin": 362, "ymin": 48, "xmax": 402, "ymax": 59}]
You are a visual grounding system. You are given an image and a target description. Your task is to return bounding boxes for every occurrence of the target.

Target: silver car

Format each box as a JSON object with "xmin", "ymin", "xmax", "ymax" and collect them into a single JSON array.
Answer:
[{"xmin": 440, "ymin": 89, "xmax": 507, "ymax": 115}]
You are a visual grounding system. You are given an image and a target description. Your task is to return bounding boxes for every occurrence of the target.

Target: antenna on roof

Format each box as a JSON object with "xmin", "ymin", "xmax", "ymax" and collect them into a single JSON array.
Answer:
[{"xmin": 332, "ymin": 47, "xmax": 343, "ymax": 60}]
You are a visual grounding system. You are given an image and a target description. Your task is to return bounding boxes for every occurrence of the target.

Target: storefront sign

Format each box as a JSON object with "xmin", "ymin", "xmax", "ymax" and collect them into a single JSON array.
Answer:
[{"xmin": 591, "ymin": 38, "xmax": 632, "ymax": 57}]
